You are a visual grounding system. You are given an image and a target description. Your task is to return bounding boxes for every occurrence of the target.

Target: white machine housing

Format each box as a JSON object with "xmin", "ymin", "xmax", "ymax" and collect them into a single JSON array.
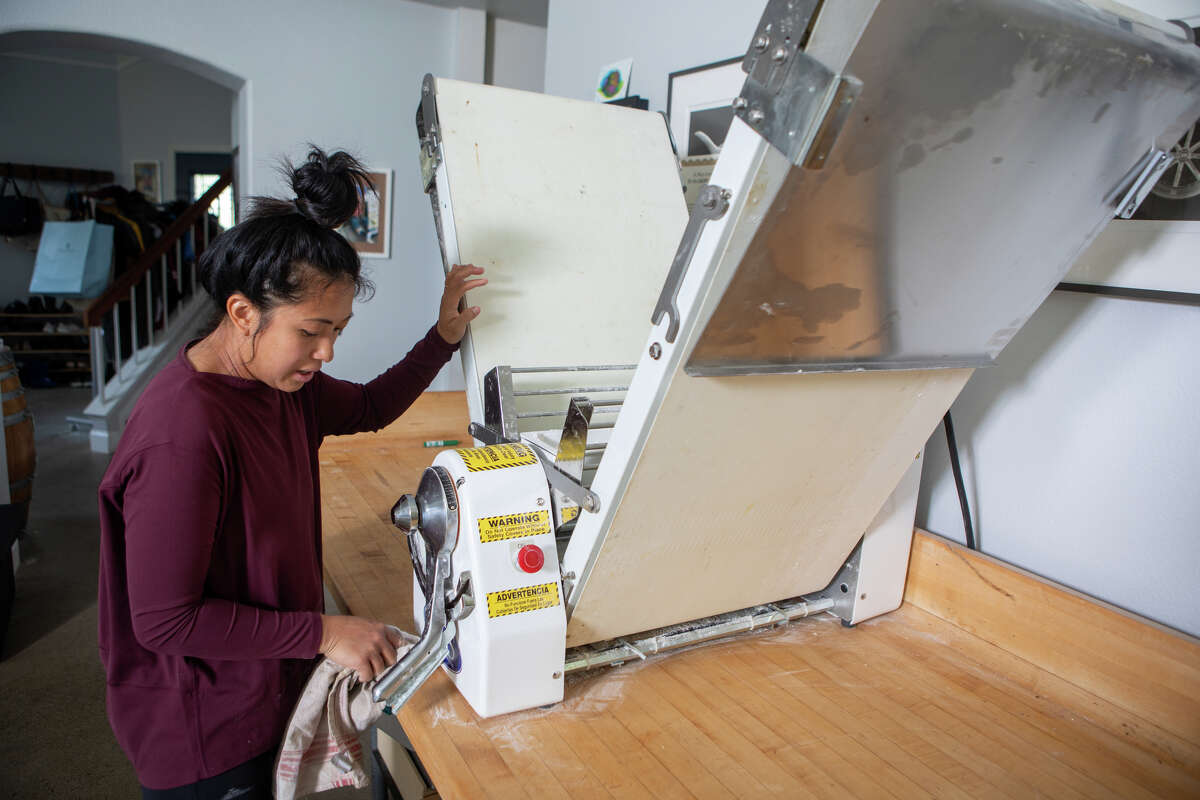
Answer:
[{"xmin": 416, "ymin": 446, "xmax": 565, "ymax": 717}]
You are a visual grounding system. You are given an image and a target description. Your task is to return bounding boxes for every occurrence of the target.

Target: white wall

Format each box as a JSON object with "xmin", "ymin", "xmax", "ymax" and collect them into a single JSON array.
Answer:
[
  {"xmin": 918, "ymin": 0, "xmax": 1200, "ymax": 638},
  {"xmin": 0, "ymin": 53, "xmax": 121, "ymax": 305},
  {"xmin": 0, "ymin": 53, "xmax": 122, "ymax": 170},
  {"xmin": 116, "ymin": 58, "xmax": 234, "ymax": 201},
  {"xmin": 1, "ymin": 0, "xmax": 464, "ymax": 389},
  {"xmin": 543, "ymin": 0, "xmax": 1200, "ymax": 636},
  {"xmin": 917, "ymin": 291, "xmax": 1200, "ymax": 636},
  {"xmin": 544, "ymin": 0, "xmax": 766, "ymax": 107},
  {"xmin": 489, "ymin": 17, "xmax": 546, "ymax": 93}
]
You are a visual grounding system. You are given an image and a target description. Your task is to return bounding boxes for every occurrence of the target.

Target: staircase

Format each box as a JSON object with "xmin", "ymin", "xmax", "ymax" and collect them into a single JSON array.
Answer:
[{"xmin": 80, "ymin": 171, "xmax": 231, "ymax": 453}]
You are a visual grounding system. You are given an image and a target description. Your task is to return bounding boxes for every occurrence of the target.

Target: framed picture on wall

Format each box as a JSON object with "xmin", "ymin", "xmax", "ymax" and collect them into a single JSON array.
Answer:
[
  {"xmin": 132, "ymin": 160, "xmax": 161, "ymax": 202},
  {"xmin": 337, "ymin": 168, "xmax": 392, "ymax": 259},
  {"xmin": 666, "ymin": 56, "xmax": 745, "ymax": 158}
]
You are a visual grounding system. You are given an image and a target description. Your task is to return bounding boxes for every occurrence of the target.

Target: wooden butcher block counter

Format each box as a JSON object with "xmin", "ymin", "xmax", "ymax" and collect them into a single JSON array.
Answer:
[{"xmin": 319, "ymin": 391, "xmax": 1200, "ymax": 799}]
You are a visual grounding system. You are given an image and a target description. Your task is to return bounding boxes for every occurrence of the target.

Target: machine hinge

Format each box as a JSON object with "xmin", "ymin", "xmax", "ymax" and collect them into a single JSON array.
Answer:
[
  {"xmin": 733, "ymin": 0, "xmax": 862, "ymax": 168},
  {"xmin": 416, "ymin": 73, "xmax": 442, "ymax": 194},
  {"xmin": 1112, "ymin": 147, "xmax": 1171, "ymax": 218}
]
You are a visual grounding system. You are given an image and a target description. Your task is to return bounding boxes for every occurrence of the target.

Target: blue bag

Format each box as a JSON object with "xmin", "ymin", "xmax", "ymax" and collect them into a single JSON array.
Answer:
[{"xmin": 29, "ymin": 220, "xmax": 114, "ymax": 298}]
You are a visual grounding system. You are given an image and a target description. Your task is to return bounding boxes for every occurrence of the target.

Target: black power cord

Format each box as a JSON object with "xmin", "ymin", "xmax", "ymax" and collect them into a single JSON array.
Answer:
[{"xmin": 942, "ymin": 411, "xmax": 977, "ymax": 551}]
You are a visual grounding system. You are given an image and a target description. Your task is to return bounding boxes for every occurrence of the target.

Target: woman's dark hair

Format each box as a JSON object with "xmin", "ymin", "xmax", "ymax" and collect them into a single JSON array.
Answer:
[{"xmin": 196, "ymin": 145, "xmax": 376, "ymax": 333}]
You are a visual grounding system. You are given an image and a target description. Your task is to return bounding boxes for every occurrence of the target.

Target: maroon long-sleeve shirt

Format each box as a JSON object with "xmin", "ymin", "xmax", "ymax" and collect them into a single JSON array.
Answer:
[{"xmin": 97, "ymin": 325, "xmax": 456, "ymax": 790}]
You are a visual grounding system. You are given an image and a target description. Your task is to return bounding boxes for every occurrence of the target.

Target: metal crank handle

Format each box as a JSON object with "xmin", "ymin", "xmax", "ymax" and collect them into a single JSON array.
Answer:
[
  {"xmin": 379, "ymin": 620, "xmax": 456, "ymax": 715},
  {"xmin": 371, "ymin": 551, "xmax": 451, "ymax": 704}
]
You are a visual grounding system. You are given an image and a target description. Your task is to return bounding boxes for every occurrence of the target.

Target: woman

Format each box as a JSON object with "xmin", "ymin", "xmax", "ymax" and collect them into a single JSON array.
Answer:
[{"xmin": 97, "ymin": 147, "xmax": 485, "ymax": 798}]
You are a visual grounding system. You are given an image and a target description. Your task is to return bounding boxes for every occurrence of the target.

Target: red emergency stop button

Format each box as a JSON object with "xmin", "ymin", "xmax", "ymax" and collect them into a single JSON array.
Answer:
[{"xmin": 517, "ymin": 544, "xmax": 544, "ymax": 573}]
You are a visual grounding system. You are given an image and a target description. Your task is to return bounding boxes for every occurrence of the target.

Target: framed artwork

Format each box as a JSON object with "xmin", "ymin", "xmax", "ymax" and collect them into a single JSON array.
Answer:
[
  {"xmin": 666, "ymin": 56, "xmax": 745, "ymax": 157},
  {"xmin": 132, "ymin": 160, "xmax": 161, "ymax": 202},
  {"xmin": 338, "ymin": 168, "xmax": 392, "ymax": 259},
  {"xmin": 595, "ymin": 58, "xmax": 634, "ymax": 102}
]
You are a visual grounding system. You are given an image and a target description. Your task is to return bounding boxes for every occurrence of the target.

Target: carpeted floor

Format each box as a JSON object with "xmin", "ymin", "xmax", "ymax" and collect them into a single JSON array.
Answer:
[{"xmin": 0, "ymin": 387, "xmax": 135, "ymax": 798}]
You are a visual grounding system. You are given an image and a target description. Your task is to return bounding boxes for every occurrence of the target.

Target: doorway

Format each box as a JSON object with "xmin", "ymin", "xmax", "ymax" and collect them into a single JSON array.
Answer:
[{"xmin": 175, "ymin": 151, "xmax": 235, "ymax": 228}]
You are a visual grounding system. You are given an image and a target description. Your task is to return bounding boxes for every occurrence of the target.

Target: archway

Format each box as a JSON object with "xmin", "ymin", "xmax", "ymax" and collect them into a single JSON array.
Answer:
[{"xmin": 0, "ymin": 29, "xmax": 250, "ymax": 198}]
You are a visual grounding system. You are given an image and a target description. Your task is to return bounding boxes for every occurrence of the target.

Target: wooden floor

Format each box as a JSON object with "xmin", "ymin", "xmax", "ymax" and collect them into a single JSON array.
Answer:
[{"xmin": 320, "ymin": 392, "xmax": 1200, "ymax": 799}]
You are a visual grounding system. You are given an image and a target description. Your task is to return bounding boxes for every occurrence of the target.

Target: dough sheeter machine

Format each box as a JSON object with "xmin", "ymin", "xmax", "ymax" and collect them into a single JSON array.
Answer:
[{"xmin": 372, "ymin": 0, "xmax": 1200, "ymax": 718}]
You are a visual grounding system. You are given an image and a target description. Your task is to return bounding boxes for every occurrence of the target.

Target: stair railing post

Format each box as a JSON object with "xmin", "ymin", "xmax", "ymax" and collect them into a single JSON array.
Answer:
[
  {"xmin": 145, "ymin": 275, "xmax": 154, "ymax": 351},
  {"xmin": 161, "ymin": 254, "xmax": 169, "ymax": 331},
  {"xmin": 130, "ymin": 288, "xmax": 140, "ymax": 362},
  {"xmin": 90, "ymin": 326, "xmax": 105, "ymax": 404},
  {"xmin": 114, "ymin": 301, "xmax": 124, "ymax": 380}
]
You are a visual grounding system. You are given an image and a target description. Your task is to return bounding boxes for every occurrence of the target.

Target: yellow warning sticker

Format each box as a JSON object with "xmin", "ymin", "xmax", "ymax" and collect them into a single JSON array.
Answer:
[
  {"xmin": 456, "ymin": 443, "xmax": 538, "ymax": 472},
  {"xmin": 487, "ymin": 582, "xmax": 560, "ymax": 618},
  {"xmin": 478, "ymin": 510, "xmax": 551, "ymax": 543},
  {"xmin": 560, "ymin": 505, "xmax": 580, "ymax": 523}
]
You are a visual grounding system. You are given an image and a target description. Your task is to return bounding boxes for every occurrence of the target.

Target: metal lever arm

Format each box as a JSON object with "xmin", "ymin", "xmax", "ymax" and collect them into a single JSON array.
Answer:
[
  {"xmin": 371, "ymin": 551, "xmax": 453, "ymax": 712},
  {"xmin": 651, "ymin": 184, "xmax": 731, "ymax": 343},
  {"xmin": 378, "ymin": 620, "xmax": 457, "ymax": 715}
]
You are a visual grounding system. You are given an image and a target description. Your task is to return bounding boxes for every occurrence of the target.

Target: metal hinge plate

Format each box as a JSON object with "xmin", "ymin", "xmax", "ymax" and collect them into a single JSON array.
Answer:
[{"xmin": 733, "ymin": 0, "xmax": 861, "ymax": 169}]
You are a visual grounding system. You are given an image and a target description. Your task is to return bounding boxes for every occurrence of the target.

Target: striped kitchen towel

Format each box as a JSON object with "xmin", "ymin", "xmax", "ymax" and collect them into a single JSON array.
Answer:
[{"xmin": 274, "ymin": 631, "xmax": 417, "ymax": 799}]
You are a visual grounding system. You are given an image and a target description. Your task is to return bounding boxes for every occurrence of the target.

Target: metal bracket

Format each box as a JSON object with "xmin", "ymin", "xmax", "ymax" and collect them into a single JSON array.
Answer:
[
  {"xmin": 814, "ymin": 540, "xmax": 862, "ymax": 626},
  {"xmin": 740, "ymin": 0, "xmax": 822, "ymax": 94},
  {"xmin": 536, "ymin": 449, "xmax": 601, "ymax": 514},
  {"xmin": 651, "ymin": 184, "xmax": 731, "ymax": 344},
  {"xmin": 466, "ymin": 420, "xmax": 600, "ymax": 513},
  {"xmin": 1113, "ymin": 147, "xmax": 1172, "ymax": 218},
  {"xmin": 467, "ymin": 420, "xmax": 511, "ymax": 446},
  {"xmin": 483, "ymin": 366, "xmax": 519, "ymax": 442},
  {"xmin": 416, "ymin": 73, "xmax": 442, "ymax": 194},
  {"xmin": 553, "ymin": 397, "xmax": 593, "ymax": 531},
  {"xmin": 449, "ymin": 570, "xmax": 475, "ymax": 624},
  {"xmin": 733, "ymin": 0, "xmax": 861, "ymax": 168}
]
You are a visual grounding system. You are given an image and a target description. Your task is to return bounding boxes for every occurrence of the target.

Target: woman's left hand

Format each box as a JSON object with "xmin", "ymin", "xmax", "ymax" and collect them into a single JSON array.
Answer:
[{"xmin": 436, "ymin": 263, "xmax": 486, "ymax": 344}]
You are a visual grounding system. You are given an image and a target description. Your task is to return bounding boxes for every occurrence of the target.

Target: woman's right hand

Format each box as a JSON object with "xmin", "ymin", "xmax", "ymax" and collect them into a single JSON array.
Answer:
[{"xmin": 318, "ymin": 615, "xmax": 405, "ymax": 683}]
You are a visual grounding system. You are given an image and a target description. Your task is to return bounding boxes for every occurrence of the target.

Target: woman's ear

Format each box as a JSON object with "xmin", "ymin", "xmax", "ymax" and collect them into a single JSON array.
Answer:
[{"xmin": 226, "ymin": 293, "xmax": 259, "ymax": 337}]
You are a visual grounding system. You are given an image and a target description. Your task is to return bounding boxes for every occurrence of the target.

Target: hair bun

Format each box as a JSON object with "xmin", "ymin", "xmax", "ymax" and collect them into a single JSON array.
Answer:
[{"xmin": 288, "ymin": 146, "xmax": 373, "ymax": 229}]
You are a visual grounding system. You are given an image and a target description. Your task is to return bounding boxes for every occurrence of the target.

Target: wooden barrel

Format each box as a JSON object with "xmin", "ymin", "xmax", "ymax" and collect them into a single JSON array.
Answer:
[
  {"xmin": 0, "ymin": 349, "xmax": 34, "ymax": 527},
  {"xmin": 0, "ymin": 350, "xmax": 24, "ymax": 417}
]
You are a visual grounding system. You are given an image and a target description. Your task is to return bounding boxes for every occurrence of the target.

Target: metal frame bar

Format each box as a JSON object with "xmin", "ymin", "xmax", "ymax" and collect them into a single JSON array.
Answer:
[
  {"xmin": 511, "ymin": 364, "xmax": 636, "ymax": 374},
  {"xmin": 513, "ymin": 385, "xmax": 629, "ymax": 397},
  {"xmin": 563, "ymin": 596, "xmax": 834, "ymax": 673}
]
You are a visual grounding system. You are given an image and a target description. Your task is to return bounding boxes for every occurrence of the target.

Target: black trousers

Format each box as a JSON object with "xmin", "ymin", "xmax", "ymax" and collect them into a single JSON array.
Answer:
[{"xmin": 140, "ymin": 749, "xmax": 275, "ymax": 800}]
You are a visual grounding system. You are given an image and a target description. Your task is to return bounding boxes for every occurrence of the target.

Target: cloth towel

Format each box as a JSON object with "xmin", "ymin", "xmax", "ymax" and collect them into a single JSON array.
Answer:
[{"xmin": 274, "ymin": 631, "xmax": 417, "ymax": 799}]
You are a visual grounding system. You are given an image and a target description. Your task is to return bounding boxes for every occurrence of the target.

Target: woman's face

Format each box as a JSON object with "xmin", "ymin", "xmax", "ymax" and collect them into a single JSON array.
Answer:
[{"xmin": 245, "ymin": 278, "xmax": 356, "ymax": 392}]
